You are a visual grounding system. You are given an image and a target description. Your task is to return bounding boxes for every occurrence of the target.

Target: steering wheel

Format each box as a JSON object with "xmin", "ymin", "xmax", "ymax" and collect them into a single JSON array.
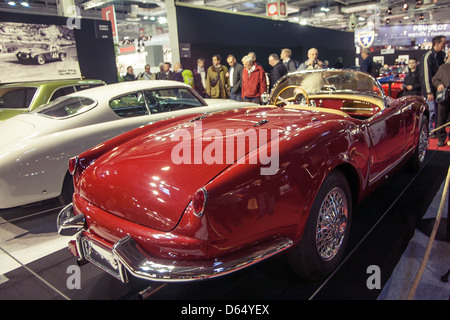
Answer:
[{"xmin": 273, "ymin": 85, "xmax": 309, "ymax": 107}]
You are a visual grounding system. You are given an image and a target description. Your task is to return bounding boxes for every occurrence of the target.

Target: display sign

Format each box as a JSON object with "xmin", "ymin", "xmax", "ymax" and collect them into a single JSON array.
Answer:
[
  {"xmin": 179, "ymin": 43, "xmax": 191, "ymax": 58},
  {"xmin": 267, "ymin": 1, "xmax": 287, "ymax": 18},
  {"xmin": 356, "ymin": 23, "xmax": 450, "ymax": 47},
  {"xmin": 0, "ymin": 22, "xmax": 81, "ymax": 84},
  {"xmin": 101, "ymin": 5, "xmax": 117, "ymax": 38},
  {"xmin": 94, "ymin": 20, "xmax": 111, "ymax": 40}
]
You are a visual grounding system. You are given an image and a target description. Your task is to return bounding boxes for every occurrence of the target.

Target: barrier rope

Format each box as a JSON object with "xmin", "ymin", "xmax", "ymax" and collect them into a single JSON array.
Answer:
[
  {"xmin": 430, "ymin": 120, "xmax": 450, "ymax": 134},
  {"xmin": 406, "ymin": 165, "xmax": 450, "ymax": 300}
]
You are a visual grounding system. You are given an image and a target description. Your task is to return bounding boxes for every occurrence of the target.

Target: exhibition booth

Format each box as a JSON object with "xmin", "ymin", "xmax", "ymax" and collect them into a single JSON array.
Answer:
[{"xmin": 0, "ymin": 2, "xmax": 449, "ymax": 305}]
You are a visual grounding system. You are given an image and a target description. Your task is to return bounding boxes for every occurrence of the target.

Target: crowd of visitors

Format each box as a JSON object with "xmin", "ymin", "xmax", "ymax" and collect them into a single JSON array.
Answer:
[{"xmin": 121, "ymin": 38, "xmax": 449, "ymax": 144}]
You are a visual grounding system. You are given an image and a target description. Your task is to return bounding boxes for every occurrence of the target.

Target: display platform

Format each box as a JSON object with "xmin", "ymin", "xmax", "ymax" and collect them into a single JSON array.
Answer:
[{"xmin": 0, "ymin": 147, "xmax": 448, "ymax": 301}]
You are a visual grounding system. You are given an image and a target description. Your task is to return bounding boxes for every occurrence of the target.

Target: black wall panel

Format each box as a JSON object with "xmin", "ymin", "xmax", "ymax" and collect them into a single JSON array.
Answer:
[
  {"xmin": 176, "ymin": 5, "xmax": 356, "ymax": 72},
  {"xmin": 0, "ymin": 11, "xmax": 117, "ymax": 84}
]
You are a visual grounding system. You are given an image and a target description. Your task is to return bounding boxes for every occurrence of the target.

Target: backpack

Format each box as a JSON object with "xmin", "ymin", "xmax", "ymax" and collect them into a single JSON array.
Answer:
[{"xmin": 182, "ymin": 69, "xmax": 194, "ymax": 87}]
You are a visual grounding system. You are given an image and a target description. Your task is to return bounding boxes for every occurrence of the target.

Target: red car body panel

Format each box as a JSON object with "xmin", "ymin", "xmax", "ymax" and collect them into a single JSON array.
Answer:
[{"xmin": 60, "ymin": 70, "xmax": 428, "ymax": 282}]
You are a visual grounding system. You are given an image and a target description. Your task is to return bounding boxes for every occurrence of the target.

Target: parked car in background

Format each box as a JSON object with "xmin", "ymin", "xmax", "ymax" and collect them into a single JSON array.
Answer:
[
  {"xmin": 0, "ymin": 80, "xmax": 256, "ymax": 209},
  {"xmin": 377, "ymin": 65, "xmax": 407, "ymax": 98},
  {"xmin": 57, "ymin": 69, "xmax": 429, "ymax": 283},
  {"xmin": 0, "ymin": 79, "xmax": 106, "ymax": 120}
]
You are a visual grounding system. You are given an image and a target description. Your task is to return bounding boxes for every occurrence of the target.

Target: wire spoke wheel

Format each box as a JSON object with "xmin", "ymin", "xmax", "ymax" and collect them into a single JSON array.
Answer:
[
  {"xmin": 315, "ymin": 187, "xmax": 348, "ymax": 261},
  {"xmin": 417, "ymin": 124, "xmax": 428, "ymax": 163}
]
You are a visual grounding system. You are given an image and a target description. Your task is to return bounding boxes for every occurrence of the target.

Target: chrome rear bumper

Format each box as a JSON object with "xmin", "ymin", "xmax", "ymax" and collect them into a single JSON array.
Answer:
[{"xmin": 57, "ymin": 203, "xmax": 293, "ymax": 283}]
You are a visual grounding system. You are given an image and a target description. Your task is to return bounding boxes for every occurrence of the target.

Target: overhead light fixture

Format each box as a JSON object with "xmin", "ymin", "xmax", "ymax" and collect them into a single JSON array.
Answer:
[
  {"xmin": 404, "ymin": 16, "xmax": 410, "ymax": 19},
  {"xmin": 157, "ymin": 16, "xmax": 167, "ymax": 24},
  {"xmin": 386, "ymin": 18, "xmax": 391, "ymax": 24},
  {"xmin": 7, "ymin": 1, "xmax": 16, "ymax": 5},
  {"xmin": 20, "ymin": 1, "xmax": 29, "ymax": 7},
  {"xmin": 419, "ymin": 13, "xmax": 424, "ymax": 20},
  {"xmin": 402, "ymin": 2, "xmax": 409, "ymax": 10},
  {"xmin": 320, "ymin": 7, "xmax": 329, "ymax": 12},
  {"xmin": 387, "ymin": 7, "xmax": 392, "ymax": 15}
]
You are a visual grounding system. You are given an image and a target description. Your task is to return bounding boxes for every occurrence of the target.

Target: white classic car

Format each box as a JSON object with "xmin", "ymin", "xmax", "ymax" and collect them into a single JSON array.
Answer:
[{"xmin": 0, "ymin": 81, "xmax": 256, "ymax": 209}]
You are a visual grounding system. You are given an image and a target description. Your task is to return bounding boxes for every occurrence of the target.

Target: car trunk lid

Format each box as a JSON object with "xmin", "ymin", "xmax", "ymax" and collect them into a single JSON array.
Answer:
[{"xmin": 78, "ymin": 107, "xmax": 288, "ymax": 231}]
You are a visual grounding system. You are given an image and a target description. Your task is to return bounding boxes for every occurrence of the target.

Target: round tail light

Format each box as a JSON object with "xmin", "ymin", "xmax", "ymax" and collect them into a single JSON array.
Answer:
[
  {"xmin": 192, "ymin": 188, "xmax": 208, "ymax": 217},
  {"xmin": 68, "ymin": 156, "xmax": 79, "ymax": 175}
]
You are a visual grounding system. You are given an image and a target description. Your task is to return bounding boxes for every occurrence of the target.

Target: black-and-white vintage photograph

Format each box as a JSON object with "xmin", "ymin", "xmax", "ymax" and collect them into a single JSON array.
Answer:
[{"xmin": 0, "ymin": 22, "xmax": 81, "ymax": 83}]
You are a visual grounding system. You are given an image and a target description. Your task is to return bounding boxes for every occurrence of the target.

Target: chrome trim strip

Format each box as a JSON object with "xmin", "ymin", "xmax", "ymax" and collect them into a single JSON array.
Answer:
[
  {"xmin": 112, "ymin": 235, "xmax": 293, "ymax": 282},
  {"xmin": 369, "ymin": 146, "xmax": 415, "ymax": 185}
]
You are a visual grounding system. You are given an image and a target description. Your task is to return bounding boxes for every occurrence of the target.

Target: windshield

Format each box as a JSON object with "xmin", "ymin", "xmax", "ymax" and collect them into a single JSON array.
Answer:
[
  {"xmin": 32, "ymin": 96, "xmax": 97, "ymax": 119},
  {"xmin": 270, "ymin": 69, "xmax": 384, "ymax": 104},
  {"xmin": 0, "ymin": 87, "xmax": 38, "ymax": 109},
  {"xmin": 31, "ymin": 44, "xmax": 50, "ymax": 50}
]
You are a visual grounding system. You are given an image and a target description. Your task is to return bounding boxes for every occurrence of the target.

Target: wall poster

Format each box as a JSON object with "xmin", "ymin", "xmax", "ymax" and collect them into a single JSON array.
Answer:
[{"xmin": 0, "ymin": 22, "xmax": 81, "ymax": 84}]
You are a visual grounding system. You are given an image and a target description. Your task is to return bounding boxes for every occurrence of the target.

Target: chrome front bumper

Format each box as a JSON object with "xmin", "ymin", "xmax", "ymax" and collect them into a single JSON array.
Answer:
[{"xmin": 57, "ymin": 203, "xmax": 293, "ymax": 283}]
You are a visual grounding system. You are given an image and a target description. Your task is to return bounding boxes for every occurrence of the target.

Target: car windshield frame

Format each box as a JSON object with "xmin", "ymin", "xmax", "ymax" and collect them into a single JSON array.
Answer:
[
  {"xmin": 269, "ymin": 69, "xmax": 385, "ymax": 105},
  {"xmin": 32, "ymin": 95, "xmax": 98, "ymax": 119}
]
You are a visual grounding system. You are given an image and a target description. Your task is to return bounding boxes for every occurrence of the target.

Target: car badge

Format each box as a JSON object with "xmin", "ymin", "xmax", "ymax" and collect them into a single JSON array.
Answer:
[{"xmin": 356, "ymin": 30, "xmax": 375, "ymax": 48}]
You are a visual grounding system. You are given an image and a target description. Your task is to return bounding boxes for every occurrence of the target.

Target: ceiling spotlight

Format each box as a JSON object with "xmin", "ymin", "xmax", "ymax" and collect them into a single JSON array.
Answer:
[
  {"xmin": 20, "ymin": 1, "xmax": 29, "ymax": 6},
  {"xmin": 157, "ymin": 16, "xmax": 167, "ymax": 24},
  {"xmin": 7, "ymin": 1, "xmax": 16, "ymax": 5},
  {"xmin": 419, "ymin": 13, "xmax": 424, "ymax": 20},
  {"xmin": 387, "ymin": 7, "xmax": 392, "ymax": 15},
  {"xmin": 386, "ymin": 18, "xmax": 391, "ymax": 24},
  {"xmin": 402, "ymin": 2, "xmax": 409, "ymax": 10}
]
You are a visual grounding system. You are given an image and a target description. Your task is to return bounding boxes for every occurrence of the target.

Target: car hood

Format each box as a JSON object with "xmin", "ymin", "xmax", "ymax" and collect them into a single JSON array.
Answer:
[
  {"xmin": 0, "ymin": 117, "xmax": 35, "ymax": 149},
  {"xmin": 78, "ymin": 107, "xmax": 290, "ymax": 232}
]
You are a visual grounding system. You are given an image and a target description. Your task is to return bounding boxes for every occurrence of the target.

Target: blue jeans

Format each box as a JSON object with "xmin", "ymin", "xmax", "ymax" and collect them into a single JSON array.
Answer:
[
  {"xmin": 427, "ymin": 100, "xmax": 436, "ymax": 132},
  {"xmin": 230, "ymin": 90, "xmax": 242, "ymax": 101}
]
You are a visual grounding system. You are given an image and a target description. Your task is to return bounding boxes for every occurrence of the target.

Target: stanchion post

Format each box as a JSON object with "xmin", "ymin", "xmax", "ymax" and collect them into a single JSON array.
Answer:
[{"xmin": 447, "ymin": 183, "xmax": 450, "ymax": 242}]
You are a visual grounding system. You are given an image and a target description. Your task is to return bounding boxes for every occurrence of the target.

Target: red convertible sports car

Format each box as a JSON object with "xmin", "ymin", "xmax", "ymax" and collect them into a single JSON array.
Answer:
[{"xmin": 58, "ymin": 69, "xmax": 429, "ymax": 283}]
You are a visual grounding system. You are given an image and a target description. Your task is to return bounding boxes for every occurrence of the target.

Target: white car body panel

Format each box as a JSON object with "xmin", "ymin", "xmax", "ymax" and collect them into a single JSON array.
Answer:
[{"xmin": 0, "ymin": 81, "xmax": 256, "ymax": 209}]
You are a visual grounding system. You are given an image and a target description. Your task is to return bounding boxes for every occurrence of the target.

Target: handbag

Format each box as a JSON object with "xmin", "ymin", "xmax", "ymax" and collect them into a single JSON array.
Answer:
[{"xmin": 436, "ymin": 88, "xmax": 449, "ymax": 103}]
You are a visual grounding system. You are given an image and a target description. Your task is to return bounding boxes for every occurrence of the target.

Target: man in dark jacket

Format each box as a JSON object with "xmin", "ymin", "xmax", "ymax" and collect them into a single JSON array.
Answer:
[
  {"xmin": 281, "ymin": 48, "xmax": 297, "ymax": 72},
  {"xmin": 122, "ymin": 66, "xmax": 136, "ymax": 81},
  {"xmin": 420, "ymin": 35, "xmax": 446, "ymax": 134},
  {"xmin": 157, "ymin": 62, "xmax": 174, "ymax": 80},
  {"xmin": 193, "ymin": 58, "xmax": 207, "ymax": 97},
  {"xmin": 268, "ymin": 53, "xmax": 287, "ymax": 90},
  {"xmin": 360, "ymin": 48, "xmax": 373, "ymax": 75},
  {"xmin": 401, "ymin": 57, "xmax": 421, "ymax": 96},
  {"xmin": 226, "ymin": 54, "xmax": 243, "ymax": 101},
  {"xmin": 432, "ymin": 51, "xmax": 450, "ymax": 146}
]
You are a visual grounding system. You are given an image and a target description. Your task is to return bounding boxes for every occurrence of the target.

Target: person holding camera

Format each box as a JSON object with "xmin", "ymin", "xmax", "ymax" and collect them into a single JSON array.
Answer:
[
  {"xmin": 432, "ymin": 50, "xmax": 450, "ymax": 147},
  {"xmin": 297, "ymin": 48, "xmax": 323, "ymax": 71}
]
